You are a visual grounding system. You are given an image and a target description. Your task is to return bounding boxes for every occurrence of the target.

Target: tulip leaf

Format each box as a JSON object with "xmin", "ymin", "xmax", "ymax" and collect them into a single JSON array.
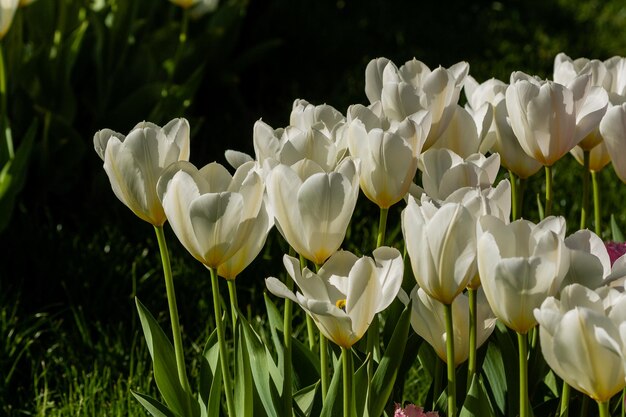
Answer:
[
  {"xmin": 611, "ymin": 215, "xmax": 625, "ymax": 242},
  {"xmin": 353, "ymin": 356, "xmax": 369, "ymax": 417},
  {"xmin": 319, "ymin": 355, "xmax": 343, "ymax": 417},
  {"xmin": 240, "ymin": 313, "xmax": 282, "ymax": 417},
  {"xmin": 292, "ymin": 336, "xmax": 321, "ymax": 387},
  {"xmin": 368, "ymin": 303, "xmax": 412, "ymax": 417},
  {"xmin": 135, "ymin": 298, "xmax": 197, "ymax": 417},
  {"xmin": 131, "ymin": 391, "xmax": 177, "ymax": 417},
  {"xmin": 0, "ymin": 121, "xmax": 37, "ymax": 232},
  {"xmin": 536, "ymin": 193, "xmax": 544, "ymax": 221},
  {"xmin": 264, "ymin": 293, "xmax": 285, "ymax": 364},
  {"xmin": 482, "ymin": 342, "xmax": 506, "ymax": 416},
  {"xmin": 199, "ymin": 330, "xmax": 222, "ymax": 417},
  {"xmin": 459, "ymin": 374, "xmax": 496, "ymax": 417},
  {"xmin": 293, "ymin": 382, "xmax": 319, "ymax": 417},
  {"xmin": 235, "ymin": 324, "xmax": 254, "ymax": 417}
]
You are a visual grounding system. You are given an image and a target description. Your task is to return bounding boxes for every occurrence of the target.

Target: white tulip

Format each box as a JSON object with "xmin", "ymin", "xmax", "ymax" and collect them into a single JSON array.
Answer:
[
  {"xmin": 94, "ymin": 118, "xmax": 190, "ymax": 226},
  {"xmin": 535, "ymin": 284, "xmax": 626, "ymax": 402},
  {"xmin": 600, "ymin": 103, "xmax": 626, "ymax": 183},
  {"xmin": 266, "ymin": 158, "xmax": 360, "ymax": 265},
  {"xmin": 266, "ymin": 247, "xmax": 404, "ymax": 348},
  {"xmin": 402, "ymin": 196, "xmax": 477, "ymax": 304},
  {"xmin": 156, "ymin": 160, "xmax": 264, "ymax": 269},
  {"xmin": 477, "ymin": 215, "xmax": 569, "ymax": 334}
]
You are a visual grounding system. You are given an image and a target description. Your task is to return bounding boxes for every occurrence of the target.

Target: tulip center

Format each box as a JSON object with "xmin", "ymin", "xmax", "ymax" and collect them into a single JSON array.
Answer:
[{"xmin": 335, "ymin": 299, "xmax": 347, "ymax": 311}]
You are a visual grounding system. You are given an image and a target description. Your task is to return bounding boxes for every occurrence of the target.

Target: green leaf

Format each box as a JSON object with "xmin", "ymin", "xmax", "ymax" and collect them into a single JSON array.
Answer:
[
  {"xmin": 536, "ymin": 193, "xmax": 544, "ymax": 221},
  {"xmin": 131, "ymin": 391, "xmax": 178, "ymax": 417},
  {"xmin": 293, "ymin": 382, "xmax": 319, "ymax": 417},
  {"xmin": 240, "ymin": 313, "xmax": 282, "ymax": 417},
  {"xmin": 611, "ymin": 215, "xmax": 625, "ymax": 242},
  {"xmin": 199, "ymin": 330, "xmax": 222, "ymax": 417},
  {"xmin": 135, "ymin": 298, "xmax": 197, "ymax": 417},
  {"xmin": 368, "ymin": 303, "xmax": 412, "ymax": 417},
  {"xmin": 0, "ymin": 121, "xmax": 37, "ymax": 232},
  {"xmin": 319, "ymin": 355, "xmax": 343, "ymax": 417},
  {"xmin": 459, "ymin": 374, "xmax": 496, "ymax": 417},
  {"xmin": 353, "ymin": 356, "xmax": 369, "ymax": 417},
  {"xmin": 235, "ymin": 324, "xmax": 254, "ymax": 417}
]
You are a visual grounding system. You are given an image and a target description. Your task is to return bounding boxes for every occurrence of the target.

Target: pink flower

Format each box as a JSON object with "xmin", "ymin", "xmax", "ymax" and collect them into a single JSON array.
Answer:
[
  {"xmin": 394, "ymin": 403, "xmax": 439, "ymax": 417},
  {"xmin": 605, "ymin": 241, "xmax": 626, "ymax": 266}
]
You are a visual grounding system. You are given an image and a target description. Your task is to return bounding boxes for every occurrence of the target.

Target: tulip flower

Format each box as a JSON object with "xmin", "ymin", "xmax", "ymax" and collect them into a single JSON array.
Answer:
[
  {"xmin": 217, "ymin": 197, "xmax": 273, "ymax": 280},
  {"xmin": 365, "ymin": 57, "xmax": 469, "ymax": 150},
  {"xmin": 94, "ymin": 118, "xmax": 190, "ymax": 226},
  {"xmin": 266, "ymin": 158, "xmax": 359, "ymax": 265},
  {"xmin": 477, "ymin": 215, "xmax": 569, "ymax": 334},
  {"xmin": 265, "ymin": 247, "xmax": 404, "ymax": 348},
  {"xmin": 347, "ymin": 108, "xmax": 431, "ymax": 209},
  {"xmin": 562, "ymin": 229, "xmax": 612, "ymax": 290},
  {"xmin": 603, "ymin": 56, "xmax": 626, "ymax": 104},
  {"xmin": 600, "ymin": 103, "xmax": 626, "ymax": 183},
  {"xmin": 394, "ymin": 403, "xmax": 439, "ymax": 417},
  {"xmin": 409, "ymin": 286, "xmax": 496, "ymax": 366},
  {"xmin": 419, "ymin": 148, "xmax": 500, "ymax": 201},
  {"xmin": 606, "ymin": 241, "xmax": 626, "ymax": 266},
  {"xmin": 402, "ymin": 196, "xmax": 477, "ymax": 305},
  {"xmin": 156, "ymin": 160, "xmax": 265, "ymax": 269},
  {"xmin": 534, "ymin": 284, "xmax": 626, "ymax": 405},
  {"xmin": 506, "ymin": 71, "xmax": 608, "ymax": 167},
  {"xmin": 225, "ymin": 100, "xmax": 347, "ymax": 172}
]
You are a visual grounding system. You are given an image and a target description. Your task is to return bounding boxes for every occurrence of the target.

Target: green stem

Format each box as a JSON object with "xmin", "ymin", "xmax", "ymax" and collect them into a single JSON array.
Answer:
[
  {"xmin": 509, "ymin": 170, "xmax": 518, "ymax": 221},
  {"xmin": 560, "ymin": 382, "xmax": 570, "ymax": 417},
  {"xmin": 517, "ymin": 332, "xmax": 529, "ymax": 417},
  {"xmin": 342, "ymin": 347, "xmax": 353, "ymax": 417},
  {"xmin": 306, "ymin": 315, "xmax": 317, "ymax": 351},
  {"xmin": 545, "ymin": 165, "xmax": 553, "ymax": 217},
  {"xmin": 596, "ymin": 400, "xmax": 609, "ymax": 417},
  {"xmin": 444, "ymin": 302, "xmax": 457, "ymax": 417},
  {"xmin": 376, "ymin": 207, "xmax": 389, "ymax": 248},
  {"xmin": 209, "ymin": 267, "xmax": 236, "ymax": 417},
  {"xmin": 320, "ymin": 333, "xmax": 329, "ymax": 401},
  {"xmin": 227, "ymin": 279, "xmax": 238, "ymax": 330},
  {"xmin": 0, "ymin": 42, "xmax": 13, "ymax": 160},
  {"xmin": 518, "ymin": 177, "xmax": 526, "ymax": 220},
  {"xmin": 299, "ymin": 254, "xmax": 317, "ymax": 352},
  {"xmin": 314, "ymin": 262, "xmax": 329, "ymax": 401},
  {"xmin": 154, "ymin": 226, "xmax": 191, "ymax": 393},
  {"xmin": 283, "ymin": 271, "xmax": 294, "ymax": 416},
  {"xmin": 467, "ymin": 288, "xmax": 477, "ymax": 388},
  {"xmin": 592, "ymin": 170, "xmax": 601, "ymax": 236},
  {"xmin": 580, "ymin": 151, "xmax": 590, "ymax": 230}
]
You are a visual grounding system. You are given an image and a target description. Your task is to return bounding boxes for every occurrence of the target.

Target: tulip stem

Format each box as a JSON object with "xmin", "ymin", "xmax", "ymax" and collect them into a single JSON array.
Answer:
[
  {"xmin": 376, "ymin": 207, "xmax": 389, "ymax": 248},
  {"xmin": 579, "ymin": 394, "xmax": 589, "ymax": 417},
  {"xmin": 154, "ymin": 226, "xmax": 191, "ymax": 394},
  {"xmin": 517, "ymin": 332, "xmax": 529, "ymax": 417},
  {"xmin": 299, "ymin": 254, "xmax": 317, "ymax": 352},
  {"xmin": 597, "ymin": 400, "xmax": 610, "ymax": 417},
  {"xmin": 509, "ymin": 170, "xmax": 518, "ymax": 220},
  {"xmin": 342, "ymin": 346, "xmax": 353, "ymax": 417},
  {"xmin": 580, "ymin": 151, "xmax": 590, "ymax": 230},
  {"xmin": 444, "ymin": 302, "xmax": 457, "ymax": 417},
  {"xmin": 320, "ymin": 335, "xmax": 329, "ymax": 401},
  {"xmin": 591, "ymin": 170, "xmax": 601, "ymax": 235},
  {"xmin": 559, "ymin": 382, "xmax": 570, "ymax": 417},
  {"xmin": 314, "ymin": 261, "xmax": 330, "ymax": 401},
  {"xmin": 283, "ymin": 271, "xmax": 294, "ymax": 416},
  {"xmin": 467, "ymin": 288, "xmax": 477, "ymax": 388},
  {"xmin": 227, "ymin": 280, "xmax": 238, "ymax": 330},
  {"xmin": 209, "ymin": 266, "xmax": 236, "ymax": 417},
  {"xmin": 545, "ymin": 165, "xmax": 553, "ymax": 217}
]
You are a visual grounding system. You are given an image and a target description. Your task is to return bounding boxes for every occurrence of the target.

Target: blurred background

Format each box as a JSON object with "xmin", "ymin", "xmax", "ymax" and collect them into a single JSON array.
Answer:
[{"xmin": 0, "ymin": 0, "xmax": 624, "ymax": 414}]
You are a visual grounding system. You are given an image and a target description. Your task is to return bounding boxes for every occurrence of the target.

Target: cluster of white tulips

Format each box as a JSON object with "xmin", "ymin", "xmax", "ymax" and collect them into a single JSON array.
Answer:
[{"xmin": 95, "ymin": 53, "xmax": 626, "ymax": 417}]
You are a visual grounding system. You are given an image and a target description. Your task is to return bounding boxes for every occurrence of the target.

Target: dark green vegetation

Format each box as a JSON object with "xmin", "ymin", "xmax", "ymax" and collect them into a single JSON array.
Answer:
[{"xmin": 1, "ymin": 0, "xmax": 625, "ymax": 415}]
